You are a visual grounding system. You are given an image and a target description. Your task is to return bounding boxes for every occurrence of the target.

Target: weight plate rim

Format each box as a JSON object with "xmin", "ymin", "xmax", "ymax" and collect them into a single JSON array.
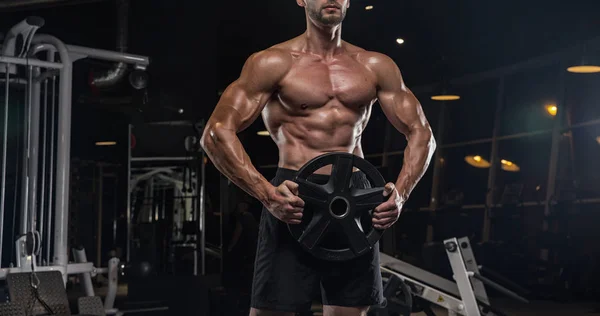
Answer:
[{"xmin": 288, "ymin": 152, "xmax": 387, "ymax": 261}]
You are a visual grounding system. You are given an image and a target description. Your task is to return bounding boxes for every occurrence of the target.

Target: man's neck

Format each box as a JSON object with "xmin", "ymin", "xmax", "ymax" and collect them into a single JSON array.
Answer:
[{"xmin": 304, "ymin": 20, "xmax": 343, "ymax": 58}]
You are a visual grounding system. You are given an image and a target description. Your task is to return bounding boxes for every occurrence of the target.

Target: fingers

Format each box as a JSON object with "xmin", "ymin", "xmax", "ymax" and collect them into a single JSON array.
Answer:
[
  {"xmin": 282, "ymin": 205, "xmax": 303, "ymax": 224},
  {"xmin": 275, "ymin": 192, "xmax": 304, "ymax": 224},
  {"xmin": 277, "ymin": 183, "xmax": 292, "ymax": 197},
  {"xmin": 272, "ymin": 180, "xmax": 305, "ymax": 224},
  {"xmin": 283, "ymin": 180, "xmax": 299, "ymax": 196},
  {"xmin": 375, "ymin": 185, "xmax": 398, "ymax": 213},
  {"xmin": 289, "ymin": 196, "xmax": 305, "ymax": 208},
  {"xmin": 372, "ymin": 197, "xmax": 401, "ymax": 229},
  {"xmin": 372, "ymin": 209, "xmax": 399, "ymax": 229},
  {"xmin": 374, "ymin": 199, "xmax": 397, "ymax": 213},
  {"xmin": 372, "ymin": 209, "xmax": 398, "ymax": 220},
  {"xmin": 278, "ymin": 181, "xmax": 305, "ymax": 208},
  {"xmin": 373, "ymin": 217, "xmax": 396, "ymax": 230},
  {"xmin": 277, "ymin": 180, "xmax": 296, "ymax": 196},
  {"xmin": 285, "ymin": 212, "xmax": 303, "ymax": 222},
  {"xmin": 383, "ymin": 182, "xmax": 395, "ymax": 197}
]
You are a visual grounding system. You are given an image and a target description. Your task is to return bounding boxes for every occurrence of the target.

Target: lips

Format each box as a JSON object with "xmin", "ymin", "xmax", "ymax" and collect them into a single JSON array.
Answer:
[{"xmin": 324, "ymin": 4, "xmax": 340, "ymax": 9}]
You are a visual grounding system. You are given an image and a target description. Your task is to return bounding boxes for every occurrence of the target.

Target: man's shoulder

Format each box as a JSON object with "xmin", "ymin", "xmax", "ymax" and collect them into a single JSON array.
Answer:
[
  {"xmin": 351, "ymin": 50, "xmax": 399, "ymax": 80},
  {"xmin": 249, "ymin": 46, "xmax": 292, "ymax": 64},
  {"xmin": 348, "ymin": 48, "xmax": 395, "ymax": 68},
  {"xmin": 343, "ymin": 46, "xmax": 401, "ymax": 84},
  {"xmin": 245, "ymin": 46, "xmax": 294, "ymax": 75}
]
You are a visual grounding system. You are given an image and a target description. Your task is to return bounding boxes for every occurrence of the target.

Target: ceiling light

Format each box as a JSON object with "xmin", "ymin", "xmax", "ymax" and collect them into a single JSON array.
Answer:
[
  {"xmin": 464, "ymin": 155, "xmax": 491, "ymax": 168},
  {"xmin": 396, "ymin": 38, "xmax": 405, "ymax": 45},
  {"xmin": 567, "ymin": 44, "xmax": 600, "ymax": 73},
  {"xmin": 567, "ymin": 65, "xmax": 600, "ymax": 73},
  {"xmin": 596, "ymin": 136, "xmax": 600, "ymax": 145},
  {"xmin": 502, "ymin": 164, "xmax": 520, "ymax": 172},
  {"xmin": 501, "ymin": 159, "xmax": 520, "ymax": 172},
  {"xmin": 365, "ymin": 5, "xmax": 373, "ymax": 10},
  {"xmin": 257, "ymin": 130, "xmax": 270, "ymax": 136},
  {"xmin": 545, "ymin": 104, "xmax": 558, "ymax": 117},
  {"xmin": 96, "ymin": 141, "xmax": 116, "ymax": 146},
  {"xmin": 431, "ymin": 95, "xmax": 460, "ymax": 101},
  {"xmin": 431, "ymin": 80, "xmax": 460, "ymax": 101}
]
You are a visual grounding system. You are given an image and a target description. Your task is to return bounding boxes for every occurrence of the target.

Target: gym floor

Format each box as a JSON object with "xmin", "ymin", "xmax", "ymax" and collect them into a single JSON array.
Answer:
[
  {"xmin": 422, "ymin": 299, "xmax": 600, "ymax": 316},
  {"xmin": 87, "ymin": 281, "xmax": 600, "ymax": 315},
  {"xmin": 307, "ymin": 299, "xmax": 600, "ymax": 316}
]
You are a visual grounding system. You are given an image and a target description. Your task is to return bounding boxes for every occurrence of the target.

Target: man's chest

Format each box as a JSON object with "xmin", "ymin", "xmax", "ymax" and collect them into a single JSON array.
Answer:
[{"xmin": 277, "ymin": 57, "xmax": 378, "ymax": 110}]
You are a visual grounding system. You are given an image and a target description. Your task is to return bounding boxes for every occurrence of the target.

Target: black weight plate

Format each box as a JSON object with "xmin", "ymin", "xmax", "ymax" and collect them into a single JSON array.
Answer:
[{"xmin": 288, "ymin": 152, "xmax": 387, "ymax": 261}]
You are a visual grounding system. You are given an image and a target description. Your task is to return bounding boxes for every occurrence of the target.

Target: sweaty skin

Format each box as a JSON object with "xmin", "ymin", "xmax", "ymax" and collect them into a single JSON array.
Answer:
[
  {"xmin": 201, "ymin": 0, "xmax": 436, "ymax": 315},
  {"xmin": 201, "ymin": 38, "xmax": 435, "ymax": 222}
]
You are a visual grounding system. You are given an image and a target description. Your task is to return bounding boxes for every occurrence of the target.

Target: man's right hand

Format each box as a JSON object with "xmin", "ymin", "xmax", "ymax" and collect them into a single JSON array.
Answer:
[{"xmin": 266, "ymin": 180, "xmax": 305, "ymax": 224}]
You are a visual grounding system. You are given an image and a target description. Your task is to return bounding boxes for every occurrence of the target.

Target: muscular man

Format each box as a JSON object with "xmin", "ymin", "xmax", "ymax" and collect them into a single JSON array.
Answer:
[{"xmin": 201, "ymin": 0, "xmax": 436, "ymax": 315}]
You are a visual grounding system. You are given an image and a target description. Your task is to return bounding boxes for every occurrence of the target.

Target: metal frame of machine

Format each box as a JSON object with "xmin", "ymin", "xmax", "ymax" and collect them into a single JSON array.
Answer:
[
  {"xmin": 0, "ymin": 16, "xmax": 150, "ymax": 315},
  {"xmin": 378, "ymin": 237, "xmax": 528, "ymax": 316}
]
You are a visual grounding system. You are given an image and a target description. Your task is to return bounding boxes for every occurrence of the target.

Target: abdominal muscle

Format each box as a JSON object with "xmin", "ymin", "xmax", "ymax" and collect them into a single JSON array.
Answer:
[{"xmin": 263, "ymin": 100, "xmax": 370, "ymax": 175}]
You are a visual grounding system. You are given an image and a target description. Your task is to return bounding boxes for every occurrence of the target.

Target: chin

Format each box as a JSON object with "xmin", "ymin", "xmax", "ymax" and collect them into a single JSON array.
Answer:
[{"xmin": 319, "ymin": 16, "xmax": 343, "ymax": 26}]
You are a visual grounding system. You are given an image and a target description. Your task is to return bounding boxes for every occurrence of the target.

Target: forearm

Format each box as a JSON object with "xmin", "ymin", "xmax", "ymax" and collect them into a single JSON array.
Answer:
[
  {"xmin": 395, "ymin": 127, "xmax": 436, "ymax": 202},
  {"xmin": 201, "ymin": 124, "xmax": 273, "ymax": 206}
]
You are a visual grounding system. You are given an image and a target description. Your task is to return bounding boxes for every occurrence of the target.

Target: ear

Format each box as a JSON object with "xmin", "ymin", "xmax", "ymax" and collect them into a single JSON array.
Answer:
[
  {"xmin": 296, "ymin": 0, "xmax": 306, "ymax": 8},
  {"xmin": 346, "ymin": 0, "xmax": 350, "ymax": 8}
]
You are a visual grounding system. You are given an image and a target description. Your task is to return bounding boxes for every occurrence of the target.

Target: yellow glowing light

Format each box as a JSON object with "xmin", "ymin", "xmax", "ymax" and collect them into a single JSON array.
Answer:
[
  {"xmin": 501, "ymin": 159, "xmax": 513, "ymax": 166},
  {"xmin": 501, "ymin": 160, "xmax": 520, "ymax": 172},
  {"xmin": 365, "ymin": 5, "xmax": 374, "ymax": 10},
  {"xmin": 545, "ymin": 104, "xmax": 558, "ymax": 117},
  {"xmin": 396, "ymin": 38, "xmax": 405, "ymax": 45},
  {"xmin": 257, "ymin": 130, "xmax": 270, "ymax": 136},
  {"xmin": 96, "ymin": 141, "xmax": 117, "ymax": 146},
  {"xmin": 567, "ymin": 65, "xmax": 600, "ymax": 73},
  {"xmin": 431, "ymin": 95, "xmax": 460, "ymax": 101},
  {"xmin": 465, "ymin": 155, "xmax": 491, "ymax": 168}
]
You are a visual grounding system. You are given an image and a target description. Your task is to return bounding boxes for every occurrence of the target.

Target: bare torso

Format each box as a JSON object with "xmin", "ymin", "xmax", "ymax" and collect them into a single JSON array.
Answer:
[
  {"xmin": 202, "ymin": 28, "xmax": 433, "ymax": 213},
  {"xmin": 262, "ymin": 37, "xmax": 378, "ymax": 172}
]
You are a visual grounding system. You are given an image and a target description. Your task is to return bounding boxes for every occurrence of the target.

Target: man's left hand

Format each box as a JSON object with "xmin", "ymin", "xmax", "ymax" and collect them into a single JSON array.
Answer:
[{"xmin": 372, "ymin": 183, "xmax": 403, "ymax": 230}]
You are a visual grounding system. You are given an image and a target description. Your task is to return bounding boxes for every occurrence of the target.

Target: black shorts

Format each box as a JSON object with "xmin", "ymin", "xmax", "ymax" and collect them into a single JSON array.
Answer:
[{"xmin": 251, "ymin": 168, "xmax": 384, "ymax": 313}]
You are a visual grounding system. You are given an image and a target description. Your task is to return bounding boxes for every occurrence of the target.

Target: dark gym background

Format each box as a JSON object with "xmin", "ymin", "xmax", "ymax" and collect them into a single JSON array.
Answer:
[{"xmin": 0, "ymin": 0, "xmax": 599, "ymax": 315}]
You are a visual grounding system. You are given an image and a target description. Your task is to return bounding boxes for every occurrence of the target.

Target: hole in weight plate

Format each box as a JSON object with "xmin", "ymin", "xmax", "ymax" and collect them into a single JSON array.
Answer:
[{"xmin": 330, "ymin": 197, "xmax": 349, "ymax": 218}]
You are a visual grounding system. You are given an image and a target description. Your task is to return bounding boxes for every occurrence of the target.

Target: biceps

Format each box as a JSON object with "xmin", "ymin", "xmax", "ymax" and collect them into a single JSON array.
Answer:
[
  {"xmin": 209, "ymin": 81, "xmax": 272, "ymax": 132},
  {"xmin": 378, "ymin": 89, "xmax": 429, "ymax": 136}
]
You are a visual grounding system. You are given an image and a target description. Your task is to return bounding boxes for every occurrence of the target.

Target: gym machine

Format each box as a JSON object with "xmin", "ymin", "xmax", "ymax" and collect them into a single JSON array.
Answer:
[
  {"xmin": 127, "ymin": 121, "xmax": 207, "ymax": 277},
  {"xmin": 372, "ymin": 237, "xmax": 529, "ymax": 316},
  {"xmin": 0, "ymin": 16, "xmax": 154, "ymax": 315}
]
